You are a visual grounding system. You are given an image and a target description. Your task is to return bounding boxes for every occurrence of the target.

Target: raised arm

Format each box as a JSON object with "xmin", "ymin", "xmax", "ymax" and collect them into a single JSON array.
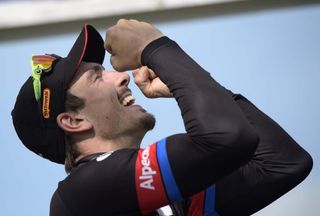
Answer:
[
  {"xmin": 141, "ymin": 36, "xmax": 259, "ymax": 195},
  {"xmin": 105, "ymin": 20, "xmax": 259, "ymax": 200}
]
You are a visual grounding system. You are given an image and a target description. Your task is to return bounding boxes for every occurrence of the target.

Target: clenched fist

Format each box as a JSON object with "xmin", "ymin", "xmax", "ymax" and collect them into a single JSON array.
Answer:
[
  {"xmin": 133, "ymin": 66, "xmax": 173, "ymax": 98},
  {"xmin": 105, "ymin": 19, "xmax": 163, "ymax": 71}
]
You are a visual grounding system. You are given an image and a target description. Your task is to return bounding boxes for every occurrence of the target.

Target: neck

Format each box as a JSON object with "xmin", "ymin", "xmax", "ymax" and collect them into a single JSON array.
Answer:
[{"xmin": 75, "ymin": 131, "xmax": 145, "ymax": 162}]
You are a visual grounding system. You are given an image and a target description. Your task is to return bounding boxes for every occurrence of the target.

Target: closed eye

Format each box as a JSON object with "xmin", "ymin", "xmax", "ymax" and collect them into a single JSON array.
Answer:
[
  {"xmin": 87, "ymin": 65, "xmax": 104, "ymax": 83},
  {"xmin": 95, "ymin": 73, "xmax": 103, "ymax": 81}
]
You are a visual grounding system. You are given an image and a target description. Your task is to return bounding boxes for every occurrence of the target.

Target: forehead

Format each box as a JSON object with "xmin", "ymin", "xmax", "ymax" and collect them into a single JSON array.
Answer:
[
  {"xmin": 77, "ymin": 61, "xmax": 102, "ymax": 76},
  {"xmin": 80, "ymin": 61, "xmax": 102, "ymax": 70},
  {"xmin": 69, "ymin": 62, "xmax": 102, "ymax": 86}
]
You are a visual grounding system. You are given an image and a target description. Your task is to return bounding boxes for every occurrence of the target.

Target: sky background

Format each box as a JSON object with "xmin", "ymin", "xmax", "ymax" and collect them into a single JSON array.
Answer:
[{"xmin": 1, "ymin": 3, "xmax": 319, "ymax": 216}]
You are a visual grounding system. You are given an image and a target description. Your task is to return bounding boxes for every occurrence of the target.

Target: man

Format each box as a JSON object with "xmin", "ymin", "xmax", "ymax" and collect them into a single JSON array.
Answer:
[{"xmin": 12, "ymin": 20, "xmax": 312, "ymax": 216}]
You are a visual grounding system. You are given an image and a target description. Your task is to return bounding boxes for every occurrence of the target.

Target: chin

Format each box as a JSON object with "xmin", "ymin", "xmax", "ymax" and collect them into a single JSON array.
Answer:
[{"xmin": 140, "ymin": 112, "xmax": 156, "ymax": 131}]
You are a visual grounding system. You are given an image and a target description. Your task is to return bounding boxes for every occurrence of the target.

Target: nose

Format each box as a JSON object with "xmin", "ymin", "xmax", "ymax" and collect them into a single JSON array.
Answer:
[
  {"xmin": 102, "ymin": 70, "xmax": 130, "ymax": 87},
  {"xmin": 111, "ymin": 71, "xmax": 130, "ymax": 87}
]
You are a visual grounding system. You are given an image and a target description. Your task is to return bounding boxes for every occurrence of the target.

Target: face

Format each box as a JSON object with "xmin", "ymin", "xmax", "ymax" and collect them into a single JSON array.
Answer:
[{"xmin": 68, "ymin": 62, "xmax": 155, "ymax": 144}]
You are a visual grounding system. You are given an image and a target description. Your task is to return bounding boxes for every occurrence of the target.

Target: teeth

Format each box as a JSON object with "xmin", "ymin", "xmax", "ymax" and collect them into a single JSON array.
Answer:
[{"xmin": 121, "ymin": 95, "xmax": 135, "ymax": 106}]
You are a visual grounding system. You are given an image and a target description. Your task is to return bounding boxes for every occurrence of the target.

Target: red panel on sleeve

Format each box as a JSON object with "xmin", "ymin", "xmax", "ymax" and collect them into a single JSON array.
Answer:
[
  {"xmin": 188, "ymin": 191, "xmax": 205, "ymax": 216},
  {"xmin": 135, "ymin": 144, "xmax": 169, "ymax": 215}
]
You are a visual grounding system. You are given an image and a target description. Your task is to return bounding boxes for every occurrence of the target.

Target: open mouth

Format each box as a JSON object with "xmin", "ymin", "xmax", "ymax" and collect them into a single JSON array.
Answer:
[{"xmin": 120, "ymin": 94, "xmax": 135, "ymax": 106}]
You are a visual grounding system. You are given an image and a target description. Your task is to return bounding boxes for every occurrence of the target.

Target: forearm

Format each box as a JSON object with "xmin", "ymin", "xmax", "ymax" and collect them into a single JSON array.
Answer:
[
  {"xmin": 141, "ymin": 37, "xmax": 260, "ymax": 197},
  {"xmin": 142, "ymin": 37, "xmax": 256, "ymax": 140}
]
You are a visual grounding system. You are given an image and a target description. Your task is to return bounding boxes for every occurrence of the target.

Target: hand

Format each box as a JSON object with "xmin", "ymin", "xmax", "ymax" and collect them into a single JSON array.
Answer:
[
  {"xmin": 105, "ymin": 19, "xmax": 163, "ymax": 71},
  {"xmin": 133, "ymin": 66, "xmax": 173, "ymax": 98}
]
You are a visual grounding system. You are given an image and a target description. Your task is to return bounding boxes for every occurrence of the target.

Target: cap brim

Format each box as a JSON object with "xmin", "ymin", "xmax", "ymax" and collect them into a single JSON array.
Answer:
[{"xmin": 64, "ymin": 24, "xmax": 105, "ymax": 88}]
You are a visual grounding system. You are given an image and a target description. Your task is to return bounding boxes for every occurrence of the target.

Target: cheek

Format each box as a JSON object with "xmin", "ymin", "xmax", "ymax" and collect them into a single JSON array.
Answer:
[{"xmin": 85, "ymin": 90, "xmax": 122, "ymax": 121}]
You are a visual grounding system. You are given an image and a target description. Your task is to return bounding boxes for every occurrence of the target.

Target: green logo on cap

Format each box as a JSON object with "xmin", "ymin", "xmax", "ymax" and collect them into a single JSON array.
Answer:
[{"xmin": 30, "ymin": 55, "xmax": 56, "ymax": 101}]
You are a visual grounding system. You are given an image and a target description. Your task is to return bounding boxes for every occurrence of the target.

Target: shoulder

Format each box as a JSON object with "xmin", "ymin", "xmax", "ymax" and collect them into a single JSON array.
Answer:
[
  {"xmin": 66, "ymin": 148, "xmax": 138, "ymax": 183},
  {"xmin": 50, "ymin": 190, "xmax": 72, "ymax": 216},
  {"xmin": 54, "ymin": 148, "xmax": 141, "ymax": 215}
]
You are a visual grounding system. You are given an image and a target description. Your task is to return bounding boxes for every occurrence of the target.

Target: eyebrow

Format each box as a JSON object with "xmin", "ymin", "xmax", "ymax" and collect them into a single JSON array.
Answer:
[{"xmin": 86, "ymin": 65, "xmax": 104, "ymax": 82}]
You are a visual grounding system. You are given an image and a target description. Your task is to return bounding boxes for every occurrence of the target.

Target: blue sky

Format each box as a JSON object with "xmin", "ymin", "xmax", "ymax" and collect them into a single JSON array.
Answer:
[{"xmin": 1, "ymin": 3, "xmax": 319, "ymax": 216}]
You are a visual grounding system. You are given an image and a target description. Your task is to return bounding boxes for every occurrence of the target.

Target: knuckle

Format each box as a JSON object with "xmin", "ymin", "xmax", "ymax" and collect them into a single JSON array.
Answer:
[
  {"xmin": 106, "ymin": 26, "xmax": 116, "ymax": 38},
  {"xmin": 134, "ymin": 76, "xmax": 142, "ymax": 84},
  {"xmin": 134, "ymin": 79, "xmax": 140, "ymax": 85},
  {"xmin": 141, "ymin": 21, "xmax": 152, "ymax": 27},
  {"xmin": 105, "ymin": 30, "xmax": 113, "ymax": 43},
  {"xmin": 110, "ymin": 56, "xmax": 118, "ymax": 69},
  {"xmin": 129, "ymin": 19, "xmax": 139, "ymax": 23},
  {"xmin": 117, "ymin": 18, "xmax": 128, "ymax": 25},
  {"xmin": 114, "ymin": 63, "xmax": 124, "ymax": 72}
]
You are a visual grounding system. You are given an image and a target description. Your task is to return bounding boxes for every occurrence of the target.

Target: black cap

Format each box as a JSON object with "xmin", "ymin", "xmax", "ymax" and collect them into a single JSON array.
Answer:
[{"xmin": 12, "ymin": 24, "xmax": 105, "ymax": 164}]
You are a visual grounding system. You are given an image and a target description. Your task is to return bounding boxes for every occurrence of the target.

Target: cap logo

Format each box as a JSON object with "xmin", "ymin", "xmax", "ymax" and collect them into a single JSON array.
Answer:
[
  {"xmin": 42, "ymin": 88, "xmax": 51, "ymax": 119},
  {"xmin": 30, "ymin": 55, "xmax": 56, "ymax": 101}
]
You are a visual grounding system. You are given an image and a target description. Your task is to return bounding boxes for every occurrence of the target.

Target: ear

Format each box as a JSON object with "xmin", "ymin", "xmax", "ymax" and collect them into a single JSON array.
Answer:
[{"xmin": 56, "ymin": 112, "xmax": 92, "ymax": 133}]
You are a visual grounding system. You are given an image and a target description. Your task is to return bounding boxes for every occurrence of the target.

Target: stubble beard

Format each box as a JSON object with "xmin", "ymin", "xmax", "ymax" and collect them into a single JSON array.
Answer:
[
  {"xmin": 123, "ymin": 111, "xmax": 155, "ymax": 145},
  {"xmin": 141, "ymin": 112, "xmax": 156, "ymax": 131}
]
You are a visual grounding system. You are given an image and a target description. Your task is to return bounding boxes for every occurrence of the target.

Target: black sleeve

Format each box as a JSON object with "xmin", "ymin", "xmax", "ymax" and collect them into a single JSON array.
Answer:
[
  {"xmin": 142, "ymin": 37, "xmax": 259, "ymax": 197},
  {"xmin": 51, "ymin": 37, "xmax": 261, "ymax": 216},
  {"xmin": 51, "ymin": 37, "xmax": 312, "ymax": 216},
  {"xmin": 50, "ymin": 190, "xmax": 73, "ymax": 216},
  {"xmin": 215, "ymin": 93, "xmax": 313, "ymax": 216}
]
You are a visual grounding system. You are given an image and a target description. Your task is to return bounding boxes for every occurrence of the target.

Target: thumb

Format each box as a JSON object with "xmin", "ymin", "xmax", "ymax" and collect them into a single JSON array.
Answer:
[
  {"xmin": 133, "ymin": 67, "xmax": 151, "ymax": 96},
  {"xmin": 133, "ymin": 67, "xmax": 149, "ymax": 85},
  {"xmin": 110, "ymin": 55, "xmax": 122, "ymax": 71},
  {"xmin": 110, "ymin": 55, "xmax": 131, "ymax": 72}
]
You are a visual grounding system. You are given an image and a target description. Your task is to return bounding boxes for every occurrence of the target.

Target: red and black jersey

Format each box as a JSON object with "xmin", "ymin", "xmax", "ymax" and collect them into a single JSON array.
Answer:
[
  {"xmin": 50, "ymin": 139, "xmax": 219, "ymax": 216},
  {"xmin": 50, "ymin": 37, "xmax": 312, "ymax": 216}
]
